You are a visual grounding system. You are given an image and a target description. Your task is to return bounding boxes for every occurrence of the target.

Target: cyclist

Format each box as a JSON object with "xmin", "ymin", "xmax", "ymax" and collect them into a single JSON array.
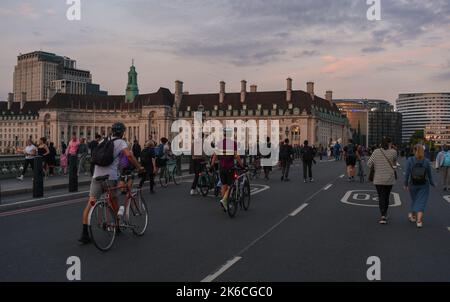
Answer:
[
  {"xmin": 78, "ymin": 122, "xmax": 144, "ymax": 245},
  {"xmin": 211, "ymin": 128, "xmax": 243, "ymax": 211}
]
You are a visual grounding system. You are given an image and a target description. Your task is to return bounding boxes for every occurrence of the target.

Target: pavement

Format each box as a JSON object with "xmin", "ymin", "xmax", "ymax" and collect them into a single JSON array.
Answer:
[{"xmin": 0, "ymin": 159, "xmax": 449, "ymax": 282}]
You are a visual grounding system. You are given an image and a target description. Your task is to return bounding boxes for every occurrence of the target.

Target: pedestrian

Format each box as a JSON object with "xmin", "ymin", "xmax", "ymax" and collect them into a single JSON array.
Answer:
[
  {"xmin": 47, "ymin": 142, "xmax": 57, "ymax": 176},
  {"xmin": 367, "ymin": 137, "xmax": 398, "ymax": 225},
  {"xmin": 140, "ymin": 140, "xmax": 157, "ymax": 194},
  {"xmin": 190, "ymin": 139, "xmax": 205, "ymax": 195},
  {"xmin": 404, "ymin": 144, "xmax": 435, "ymax": 228},
  {"xmin": 263, "ymin": 137, "xmax": 272, "ymax": 180},
  {"xmin": 301, "ymin": 140, "xmax": 315, "ymax": 183},
  {"xmin": 435, "ymin": 145, "xmax": 450, "ymax": 191},
  {"xmin": 132, "ymin": 139, "xmax": 142, "ymax": 161},
  {"xmin": 88, "ymin": 134, "xmax": 101, "ymax": 176},
  {"xmin": 16, "ymin": 139, "xmax": 38, "ymax": 181},
  {"xmin": 67, "ymin": 132, "xmax": 80, "ymax": 176},
  {"xmin": 37, "ymin": 137, "xmax": 50, "ymax": 178},
  {"xmin": 60, "ymin": 141, "xmax": 68, "ymax": 176},
  {"xmin": 344, "ymin": 139, "xmax": 357, "ymax": 182},
  {"xmin": 318, "ymin": 144, "xmax": 324, "ymax": 161},
  {"xmin": 279, "ymin": 138, "xmax": 294, "ymax": 181},
  {"xmin": 77, "ymin": 138, "xmax": 89, "ymax": 176}
]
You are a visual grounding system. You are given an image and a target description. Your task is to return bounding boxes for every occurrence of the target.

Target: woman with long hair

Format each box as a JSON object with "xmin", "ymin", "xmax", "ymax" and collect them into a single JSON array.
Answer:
[{"xmin": 404, "ymin": 144, "xmax": 435, "ymax": 228}]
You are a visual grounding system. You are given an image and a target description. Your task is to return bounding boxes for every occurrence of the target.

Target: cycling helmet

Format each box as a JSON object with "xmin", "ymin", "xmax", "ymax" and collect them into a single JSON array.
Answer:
[{"xmin": 112, "ymin": 122, "xmax": 126, "ymax": 137}]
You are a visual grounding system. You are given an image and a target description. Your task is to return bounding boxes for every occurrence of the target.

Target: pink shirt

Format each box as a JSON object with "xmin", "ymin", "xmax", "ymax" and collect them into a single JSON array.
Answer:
[{"xmin": 67, "ymin": 140, "xmax": 80, "ymax": 156}]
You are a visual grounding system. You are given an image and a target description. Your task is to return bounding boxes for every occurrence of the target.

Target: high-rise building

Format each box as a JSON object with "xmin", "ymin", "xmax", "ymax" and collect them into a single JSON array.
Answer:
[
  {"xmin": 334, "ymin": 99, "xmax": 402, "ymax": 147},
  {"xmin": 12, "ymin": 51, "xmax": 107, "ymax": 102},
  {"xmin": 396, "ymin": 93, "xmax": 450, "ymax": 145}
]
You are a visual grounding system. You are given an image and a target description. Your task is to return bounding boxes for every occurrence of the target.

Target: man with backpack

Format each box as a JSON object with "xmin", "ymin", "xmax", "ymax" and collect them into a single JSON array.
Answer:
[
  {"xmin": 301, "ymin": 140, "xmax": 315, "ymax": 183},
  {"xmin": 78, "ymin": 122, "xmax": 144, "ymax": 245},
  {"xmin": 436, "ymin": 145, "xmax": 450, "ymax": 191},
  {"xmin": 279, "ymin": 138, "xmax": 294, "ymax": 181},
  {"xmin": 344, "ymin": 139, "xmax": 358, "ymax": 182}
]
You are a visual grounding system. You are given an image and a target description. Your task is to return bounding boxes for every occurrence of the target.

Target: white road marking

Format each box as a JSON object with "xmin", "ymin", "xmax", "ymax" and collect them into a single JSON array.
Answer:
[
  {"xmin": 340, "ymin": 174, "xmax": 345, "ymax": 178},
  {"xmin": 444, "ymin": 196, "xmax": 450, "ymax": 203},
  {"xmin": 0, "ymin": 198, "xmax": 85, "ymax": 218},
  {"xmin": 324, "ymin": 184, "xmax": 333, "ymax": 191},
  {"xmin": 447, "ymin": 227, "xmax": 450, "ymax": 232},
  {"xmin": 201, "ymin": 256, "xmax": 242, "ymax": 282},
  {"xmin": 341, "ymin": 190, "xmax": 402, "ymax": 207},
  {"xmin": 289, "ymin": 203, "xmax": 309, "ymax": 217},
  {"xmin": 0, "ymin": 191, "xmax": 89, "ymax": 209}
]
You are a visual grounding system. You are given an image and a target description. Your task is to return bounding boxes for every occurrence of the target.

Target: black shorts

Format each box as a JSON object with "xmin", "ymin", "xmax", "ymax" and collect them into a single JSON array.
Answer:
[
  {"xmin": 220, "ymin": 169, "xmax": 235, "ymax": 186},
  {"xmin": 346, "ymin": 156, "xmax": 357, "ymax": 167}
]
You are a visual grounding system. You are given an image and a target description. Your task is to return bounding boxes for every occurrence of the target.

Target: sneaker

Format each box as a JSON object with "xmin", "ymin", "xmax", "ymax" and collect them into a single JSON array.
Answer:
[
  {"xmin": 190, "ymin": 189, "xmax": 196, "ymax": 196},
  {"xmin": 416, "ymin": 221, "xmax": 423, "ymax": 228},
  {"xmin": 17, "ymin": 175, "xmax": 24, "ymax": 181},
  {"xmin": 310, "ymin": 178, "xmax": 314, "ymax": 182},
  {"xmin": 304, "ymin": 179, "xmax": 307, "ymax": 183},
  {"xmin": 219, "ymin": 199, "xmax": 227, "ymax": 212},
  {"xmin": 408, "ymin": 214, "xmax": 417, "ymax": 223},
  {"xmin": 379, "ymin": 216, "xmax": 387, "ymax": 225}
]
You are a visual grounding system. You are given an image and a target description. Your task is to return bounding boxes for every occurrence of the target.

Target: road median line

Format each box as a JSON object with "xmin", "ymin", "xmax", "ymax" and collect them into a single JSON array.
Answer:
[
  {"xmin": 289, "ymin": 203, "xmax": 309, "ymax": 217},
  {"xmin": 201, "ymin": 256, "xmax": 242, "ymax": 282}
]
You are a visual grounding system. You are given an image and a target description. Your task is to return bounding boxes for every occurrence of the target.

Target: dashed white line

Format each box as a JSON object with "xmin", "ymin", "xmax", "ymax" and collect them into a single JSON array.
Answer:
[
  {"xmin": 324, "ymin": 184, "xmax": 333, "ymax": 191},
  {"xmin": 289, "ymin": 203, "xmax": 309, "ymax": 217},
  {"xmin": 201, "ymin": 256, "xmax": 242, "ymax": 282},
  {"xmin": 340, "ymin": 174, "xmax": 345, "ymax": 178}
]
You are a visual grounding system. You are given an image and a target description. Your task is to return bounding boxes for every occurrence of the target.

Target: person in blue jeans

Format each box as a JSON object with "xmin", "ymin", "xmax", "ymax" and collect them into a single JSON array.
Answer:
[{"xmin": 404, "ymin": 144, "xmax": 435, "ymax": 228}]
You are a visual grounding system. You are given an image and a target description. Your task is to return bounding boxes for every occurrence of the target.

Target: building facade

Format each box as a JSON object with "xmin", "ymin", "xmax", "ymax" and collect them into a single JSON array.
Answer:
[
  {"xmin": 1, "ymin": 64, "xmax": 350, "ymax": 154},
  {"xmin": 12, "ymin": 51, "xmax": 107, "ymax": 102},
  {"xmin": 396, "ymin": 93, "xmax": 450, "ymax": 145},
  {"xmin": 334, "ymin": 99, "xmax": 402, "ymax": 147}
]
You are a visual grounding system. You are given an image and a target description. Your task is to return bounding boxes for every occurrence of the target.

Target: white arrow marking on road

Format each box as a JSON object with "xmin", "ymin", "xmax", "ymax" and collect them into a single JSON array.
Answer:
[
  {"xmin": 201, "ymin": 256, "xmax": 242, "ymax": 282},
  {"xmin": 324, "ymin": 184, "xmax": 333, "ymax": 191},
  {"xmin": 289, "ymin": 203, "xmax": 309, "ymax": 217}
]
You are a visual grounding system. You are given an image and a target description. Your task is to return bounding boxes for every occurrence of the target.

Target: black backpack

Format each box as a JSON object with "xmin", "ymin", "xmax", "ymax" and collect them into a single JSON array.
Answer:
[
  {"xmin": 411, "ymin": 159, "xmax": 427, "ymax": 186},
  {"xmin": 91, "ymin": 137, "xmax": 119, "ymax": 167}
]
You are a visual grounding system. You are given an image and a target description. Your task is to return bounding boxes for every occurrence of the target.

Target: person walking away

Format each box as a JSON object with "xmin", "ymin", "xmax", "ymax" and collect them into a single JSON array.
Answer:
[
  {"xmin": 77, "ymin": 138, "xmax": 89, "ymax": 176},
  {"xmin": 79, "ymin": 122, "xmax": 144, "ymax": 245},
  {"xmin": 262, "ymin": 137, "xmax": 272, "ymax": 180},
  {"xmin": 190, "ymin": 140, "xmax": 205, "ymax": 195},
  {"xmin": 67, "ymin": 133, "xmax": 80, "ymax": 175},
  {"xmin": 344, "ymin": 139, "xmax": 357, "ymax": 182},
  {"xmin": 36, "ymin": 137, "xmax": 50, "ymax": 178},
  {"xmin": 301, "ymin": 140, "xmax": 315, "ymax": 183},
  {"xmin": 404, "ymin": 144, "xmax": 435, "ymax": 228},
  {"xmin": 47, "ymin": 142, "xmax": 57, "ymax": 176},
  {"xmin": 132, "ymin": 139, "xmax": 142, "ymax": 161},
  {"xmin": 435, "ymin": 145, "xmax": 450, "ymax": 191},
  {"xmin": 280, "ymin": 138, "xmax": 294, "ymax": 181},
  {"xmin": 16, "ymin": 139, "xmax": 37, "ymax": 181},
  {"xmin": 60, "ymin": 142, "xmax": 68, "ymax": 176},
  {"xmin": 367, "ymin": 137, "xmax": 398, "ymax": 225},
  {"xmin": 318, "ymin": 144, "xmax": 324, "ymax": 161},
  {"xmin": 333, "ymin": 143, "xmax": 341, "ymax": 161},
  {"xmin": 88, "ymin": 134, "xmax": 101, "ymax": 176},
  {"xmin": 140, "ymin": 140, "xmax": 156, "ymax": 194}
]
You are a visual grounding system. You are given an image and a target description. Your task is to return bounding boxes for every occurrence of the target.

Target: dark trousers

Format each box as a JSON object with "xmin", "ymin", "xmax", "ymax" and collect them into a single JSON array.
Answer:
[
  {"xmin": 21, "ymin": 158, "xmax": 34, "ymax": 176},
  {"xmin": 281, "ymin": 160, "xmax": 291, "ymax": 179},
  {"xmin": 140, "ymin": 170, "xmax": 155, "ymax": 192},
  {"xmin": 303, "ymin": 160, "xmax": 313, "ymax": 179},
  {"xmin": 375, "ymin": 185, "xmax": 393, "ymax": 217},
  {"xmin": 191, "ymin": 159, "xmax": 203, "ymax": 190}
]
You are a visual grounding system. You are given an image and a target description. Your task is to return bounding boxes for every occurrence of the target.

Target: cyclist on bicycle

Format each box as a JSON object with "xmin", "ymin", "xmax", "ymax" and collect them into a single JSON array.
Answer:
[
  {"xmin": 211, "ymin": 128, "xmax": 243, "ymax": 211},
  {"xmin": 79, "ymin": 122, "xmax": 144, "ymax": 245}
]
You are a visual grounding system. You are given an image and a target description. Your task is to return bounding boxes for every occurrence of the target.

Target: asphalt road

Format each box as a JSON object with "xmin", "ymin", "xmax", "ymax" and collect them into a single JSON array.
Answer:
[{"xmin": 0, "ymin": 159, "xmax": 449, "ymax": 282}]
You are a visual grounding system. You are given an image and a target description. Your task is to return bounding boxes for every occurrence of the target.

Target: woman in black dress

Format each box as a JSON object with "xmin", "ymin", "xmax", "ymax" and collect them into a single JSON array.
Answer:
[{"xmin": 37, "ymin": 137, "xmax": 50, "ymax": 178}]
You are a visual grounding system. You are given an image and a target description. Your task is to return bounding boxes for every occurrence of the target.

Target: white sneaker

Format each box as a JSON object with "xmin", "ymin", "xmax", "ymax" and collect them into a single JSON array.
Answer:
[
  {"xmin": 417, "ymin": 221, "xmax": 423, "ymax": 228},
  {"xmin": 17, "ymin": 175, "xmax": 24, "ymax": 181},
  {"xmin": 219, "ymin": 199, "xmax": 227, "ymax": 212},
  {"xmin": 190, "ymin": 189, "xmax": 196, "ymax": 196}
]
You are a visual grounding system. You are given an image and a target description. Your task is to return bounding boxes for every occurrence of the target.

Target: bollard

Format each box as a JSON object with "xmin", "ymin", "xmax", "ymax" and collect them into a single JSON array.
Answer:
[
  {"xmin": 69, "ymin": 155, "xmax": 78, "ymax": 192},
  {"xmin": 33, "ymin": 156, "xmax": 44, "ymax": 198}
]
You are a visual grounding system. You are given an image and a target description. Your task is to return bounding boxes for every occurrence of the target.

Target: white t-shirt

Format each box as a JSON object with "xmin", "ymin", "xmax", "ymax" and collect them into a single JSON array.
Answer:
[
  {"xmin": 24, "ymin": 145, "xmax": 37, "ymax": 159},
  {"xmin": 93, "ymin": 138, "xmax": 128, "ymax": 181}
]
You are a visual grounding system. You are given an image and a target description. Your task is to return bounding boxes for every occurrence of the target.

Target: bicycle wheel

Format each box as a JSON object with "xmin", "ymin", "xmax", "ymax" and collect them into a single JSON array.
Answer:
[
  {"xmin": 198, "ymin": 174, "xmax": 210, "ymax": 197},
  {"xmin": 227, "ymin": 185, "xmax": 238, "ymax": 218},
  {"xmin": 172, "ymin": 166, "xmax": 181, "ymax": 185},
  {"xmin": 129, "ymin": 190, "xmax": 149, "ymax": 236},
  {"xmin": 88, "ymin": 200, "xmax": 117, "ymax": 252},
  {"xmin": 242, "ymin": 182, "xmax": 251, "ymax": 211},
  {"xmin": 159, "ymin": 168, "xmax": 168, "ymax": 188}
]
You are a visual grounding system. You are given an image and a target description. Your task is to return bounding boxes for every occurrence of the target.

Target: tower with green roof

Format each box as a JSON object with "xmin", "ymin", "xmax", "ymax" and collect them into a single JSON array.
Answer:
[{"xmin": 125, "ymin": 59, "xmax": 139, "ymax": 103}]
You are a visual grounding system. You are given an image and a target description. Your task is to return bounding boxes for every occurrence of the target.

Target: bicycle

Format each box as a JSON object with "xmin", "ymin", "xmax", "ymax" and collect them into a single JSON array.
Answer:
[
  {"xmin": 158, "ymin": 158, "xmax": 181, "ymax": 187},
  {"xmin": 226, "ymin": 166, "xmax": 251, "ymax": 218},
  {"xmin": 87, "ymin": 173, "xmax": 149, "ymax": 251},
  {"xmin": 198, "ymin": 162, "xmax": 221, "ymax": 197},
  {"xmin": 248, "ymin": 157, "xmax": 262, "ymax": 180}
]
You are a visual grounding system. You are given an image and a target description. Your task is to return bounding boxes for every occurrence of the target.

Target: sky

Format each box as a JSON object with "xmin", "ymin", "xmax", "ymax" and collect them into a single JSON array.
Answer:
[{"xmin": 0, "ymin": 0, "xmax": 449, "ymax": 104}]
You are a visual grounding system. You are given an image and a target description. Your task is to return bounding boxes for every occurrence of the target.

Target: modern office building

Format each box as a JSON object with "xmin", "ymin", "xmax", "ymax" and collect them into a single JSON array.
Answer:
[
  {"xmin": 12, "ymin": 51, "xmax": 107, "ymax": 102},
  {"xmin": 334, "ymin": 99, "xmax": 402, "ymax": 147},
  {"xmin": 396, "ymin": 93, "xmax": 450, "ymax": 145}
]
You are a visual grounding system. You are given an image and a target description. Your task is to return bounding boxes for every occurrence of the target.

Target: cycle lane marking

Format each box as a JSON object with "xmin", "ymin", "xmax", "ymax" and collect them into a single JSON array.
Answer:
[
  {"xmin": 289, "ymin": 203, "xmax": 309, "ymax": 217},
  {"xmin": 201, "ymin": 256, "xmax": 242, "ymax": 282}
]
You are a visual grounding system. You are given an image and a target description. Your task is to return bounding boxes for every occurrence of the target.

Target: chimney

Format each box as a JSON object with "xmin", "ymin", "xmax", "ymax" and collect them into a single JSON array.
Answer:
[
  {"xmin": 174, "ymin": 80, "xmax": 183, "ymax": 109},
  {"xmin": 219, "ymin": 81, "xmax": 225, "ymax": 103},
  {"xmin": 286, "ymin": 78, "xmax": 293, "ymax": 102},
  {"xmin": 7, "ymin": 93, "xmax": 13, "ymax": 110},
  {"xmin": 307, "ymin": 82, "xmax": 314, "ymax": 99},
  {"xmin": 20, "ymin": 92, "xmax": 26, "ymax": 110},
  {"xmin": 325, "ymin": 90, "xmax": 333, "ymax": 103},
  {"xmin": 250, "ymin": 84, "xmax": 257, "ymax": 93},
  {"xmin": 240, "ymin": 80, "xmax": 247, "ymax": 103}
]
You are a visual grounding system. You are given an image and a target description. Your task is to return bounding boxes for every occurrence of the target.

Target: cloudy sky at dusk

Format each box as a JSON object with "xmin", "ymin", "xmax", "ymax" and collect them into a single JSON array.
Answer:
[{"xmin": 0, "ymin": 0, "xmax": 449, "ymax": 104}]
